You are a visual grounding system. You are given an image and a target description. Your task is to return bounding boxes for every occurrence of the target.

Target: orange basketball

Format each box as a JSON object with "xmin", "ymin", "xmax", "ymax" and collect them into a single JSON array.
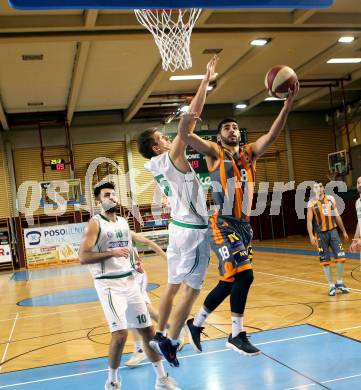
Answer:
[{"xmin": 265, "ymin": 65, "xmax": 298, "ymax": 99}]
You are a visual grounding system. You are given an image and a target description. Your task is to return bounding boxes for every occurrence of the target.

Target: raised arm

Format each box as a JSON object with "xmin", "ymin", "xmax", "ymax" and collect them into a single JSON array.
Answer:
[
  {"xmin": 176, "ymin": 57, "xmax": 219, "ymax": 158},
  {"xmin": 250, "ymin": 82, "xmax": 299, "ymax": 160},
  {"xmin": 79, "ymin": 218, "xmax": 129, "ymax": 264},
  {"xmin": 188, "ymin": 55, "xmax": 218, "ymax": 118},
  {"xmin": 170, "ymin": 56, "xmax": 219, "ymax": 164},
  {"xmin": 131, "ymin": 231, "xmax": 166, "ymax": 260}
]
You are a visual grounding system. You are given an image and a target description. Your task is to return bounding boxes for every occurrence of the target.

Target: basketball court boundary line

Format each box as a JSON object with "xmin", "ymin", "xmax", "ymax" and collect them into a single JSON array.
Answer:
[{"xmin": 0, "ymin": 313, "xmax": 19, "ymax": 373}]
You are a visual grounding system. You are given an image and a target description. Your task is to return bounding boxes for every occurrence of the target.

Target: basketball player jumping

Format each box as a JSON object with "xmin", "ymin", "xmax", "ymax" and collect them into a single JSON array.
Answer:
[
  {"xmin": 180, "ymin": 82, "xmax": 299, "ymax": 355},
  {"xmin": 350, "ymin": 176, "xmax": 361, "ymax": 253},
  {"xmin": 137, "ymin": 56, "xmax": 218, "ymax": 367},
  {"xmin": 79, "ymin": 182, "xmax": 179, "ymax": 390},
  {"xmin": 307, "ymin": 182, "xmax": 349, "ymax": 296}
]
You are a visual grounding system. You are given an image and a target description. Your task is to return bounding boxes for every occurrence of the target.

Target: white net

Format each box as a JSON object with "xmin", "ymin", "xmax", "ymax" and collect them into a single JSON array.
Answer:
[{"xmin": 134, "ymin": 8, "xmax": 202, "ymax": 72}]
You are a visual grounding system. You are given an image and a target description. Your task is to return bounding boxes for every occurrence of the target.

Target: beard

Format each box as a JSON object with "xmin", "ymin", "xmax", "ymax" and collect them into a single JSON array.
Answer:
[
  {"xmin": 103, "ymin": 203, "xmax": 118, "ymax": 213},
  {"xmin": 221, "ymin": 134, "xmax": 240, "ymax": 146}
]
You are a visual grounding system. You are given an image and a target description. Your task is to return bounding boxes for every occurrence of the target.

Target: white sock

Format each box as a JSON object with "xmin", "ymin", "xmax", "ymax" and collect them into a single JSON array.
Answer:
[
  {"xmin": 156, "ymin": 329, "xmax": 166, "ymax": 336},
  {"xmin": 134, "ymin": 340, "xmax": 143, "ymax": 352},
  {"xmin": 152, "ymin": 360, "xmax": 166, "ymax": 379},
  {"xmin": 108, "ymin": 367, "xmax": 118, "ymax": 383},
  {"xmin": 231, "ymin": 316, "xmax": 243, "ymax": 338},
  {"xmin": 170, "ymin": 338, "xmax": 179, "ymax": 347},
  {"xmin": 193, "ymin": 307, "xmax": 210, "ymax": 327}
]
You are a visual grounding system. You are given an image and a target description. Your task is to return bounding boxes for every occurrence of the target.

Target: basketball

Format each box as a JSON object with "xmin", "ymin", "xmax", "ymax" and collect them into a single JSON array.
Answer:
[{"xmin": 265, "ymin": 65, "xmax": 298, "ymax": 99}]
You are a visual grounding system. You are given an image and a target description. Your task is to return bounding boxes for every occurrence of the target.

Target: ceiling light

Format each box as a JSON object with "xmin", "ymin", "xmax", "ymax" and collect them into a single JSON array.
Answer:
[
  {"xmin": 264, "ymin": 97, "xmax": 285, "ymax": 101},
  {"xmin": 250, "ymin": 39, "xmax": 269, "ymax": 46},
  {"xmin": 353, "ymin": 137, "xmax": 357, "ymax": 143},
  {"xmin": 235, "ymin": 103, "xmax": 247, "ymax": 109},
  {"xmin": 170, "ymin": 75, "xmax": 204, "ymax": 81},
  {"xmin": 327, "ymin": 58, "xmax": 361, "ymax": 64},
  {"xmin": 338, "ymin": 36, "xmax": 355, "ymax": 43}
]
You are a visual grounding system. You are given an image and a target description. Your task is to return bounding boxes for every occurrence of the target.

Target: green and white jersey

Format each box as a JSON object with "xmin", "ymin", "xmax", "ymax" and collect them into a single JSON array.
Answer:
[
  {"xmin": 356, "ymin": 198, "xmax": 361, "ymax": 229},
  {"xmin": 144, "ymin": 152, "xmax": 208, "ymax": 227},
  {"xmin": 89, "ymin": 214, "xmax": 134, "ymax": 279}
]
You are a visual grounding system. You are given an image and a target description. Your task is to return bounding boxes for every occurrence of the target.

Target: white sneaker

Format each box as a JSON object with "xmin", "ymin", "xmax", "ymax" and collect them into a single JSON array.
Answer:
[
  {"xmin": 155, "ymin": 374, "xmax": 181, "ymax": 390},
  {"xmin": 105, "ymin": 381, "xmax": 121, "ymax": 390},
  {"xmin": 125, "ymin": 350, "xmax": 147, "ymax": 368}
]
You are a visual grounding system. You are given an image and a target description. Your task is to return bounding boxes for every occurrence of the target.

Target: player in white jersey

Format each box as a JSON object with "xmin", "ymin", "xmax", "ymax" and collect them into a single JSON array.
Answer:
[
  {"xmin": 79, "ymin": 182, "xmax": 180, "ymax": 390},
  {"xmin": 137, "ymin": 56, "xmax": 218, "ymax": 367},
  {"xmin": 350, "ymin": 176, "xmax": 361, "ymax": 253}
]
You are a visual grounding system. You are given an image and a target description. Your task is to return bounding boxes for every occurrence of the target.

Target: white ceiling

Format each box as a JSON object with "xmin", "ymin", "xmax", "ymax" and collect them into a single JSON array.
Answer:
[{"xmin": 0, "ymin": 0, "xmax": 360, "ymax": 129}]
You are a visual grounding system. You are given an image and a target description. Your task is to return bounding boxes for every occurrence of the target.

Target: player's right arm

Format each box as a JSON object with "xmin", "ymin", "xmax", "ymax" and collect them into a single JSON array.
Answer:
[
  {"xmin": 79, "ymin": 218, "xmax": 129, "ymax": 264},
  {"xmin": 307, "ymin": 204, "xmax": 317, "ymax": 247},
  {"xmin": 350, "ymin": 222, "xmax": 361, "ymax": 252}
]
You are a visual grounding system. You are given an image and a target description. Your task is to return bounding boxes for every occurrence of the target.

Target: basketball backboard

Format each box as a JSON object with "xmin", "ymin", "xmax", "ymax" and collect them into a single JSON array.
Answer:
[
  {"xmin": 9, "ymin": 0, "xmax": 334, "ymax": 10},
  {"xmin": 328, "ymin": 150, "xmax": 349, "ymax": 176}
]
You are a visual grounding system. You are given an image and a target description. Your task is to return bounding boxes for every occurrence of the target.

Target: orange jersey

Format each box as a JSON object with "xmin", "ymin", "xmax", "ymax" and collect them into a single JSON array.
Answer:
[
  {"xmin": 208, "ymin": 144, "xmax": 256, "ymax": 220},
  {"xmin": 309, "ymin": 195, "xmax": 337, "ymax": 233}
]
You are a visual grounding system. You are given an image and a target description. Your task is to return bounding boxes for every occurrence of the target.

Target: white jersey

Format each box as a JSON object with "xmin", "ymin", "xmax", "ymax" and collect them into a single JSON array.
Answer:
[
  {"xmin": 144, "ymin": 152, "xmax": 208, "ymax": 227},
  {"xmin": 356, "ymin": 198, "xmax": 361, "ymax": 228},
  {"xmin": 88, "ymin": 214, "xmax": 134, "ymax": 279}
]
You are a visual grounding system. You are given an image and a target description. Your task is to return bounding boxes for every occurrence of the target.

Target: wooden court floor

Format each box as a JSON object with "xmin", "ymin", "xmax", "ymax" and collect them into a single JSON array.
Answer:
[{"xmin": 1, "ymin": 237, "xmax": 361, "ymax": 374}]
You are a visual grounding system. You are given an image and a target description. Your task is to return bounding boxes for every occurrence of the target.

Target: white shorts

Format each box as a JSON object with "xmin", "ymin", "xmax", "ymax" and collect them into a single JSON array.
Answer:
[
  {"xmin": 167, "ymin": 222, "xmax": 210, "ymax": 290},
  {"xmin": 94, "ymin": 275, "xmax": 152, "ymax": 332},
  {"xmin": 134, "ymin": 270, "xmax": 151, "ymax": 304}
]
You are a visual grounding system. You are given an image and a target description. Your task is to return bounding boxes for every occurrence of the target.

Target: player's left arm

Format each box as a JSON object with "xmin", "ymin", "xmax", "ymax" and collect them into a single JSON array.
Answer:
[
  {"xmin": 350, "ymin": 223, "xmax": 361, "ymax": 252},
  {"xmin": 330, "ymin": 196, "xmax": 349, "ymax": 241},
  {"xmin": 131, "ymin": 231, "xmax": 166, "ymax": 260},
  {"xmin": 250, "ymin": 82, "xmax": 299, "ymax": 160}
]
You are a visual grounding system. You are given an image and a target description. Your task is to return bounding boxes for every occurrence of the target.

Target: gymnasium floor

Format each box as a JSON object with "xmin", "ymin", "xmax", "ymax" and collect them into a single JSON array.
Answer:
[{"xmin": 1, "ymin": 237, "xmax": 361, "ymax": 389}]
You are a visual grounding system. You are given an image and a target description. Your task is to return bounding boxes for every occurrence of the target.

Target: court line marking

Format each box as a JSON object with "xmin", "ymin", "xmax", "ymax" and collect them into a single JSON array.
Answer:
[
  {"xmin": 0, "ymin": 328, "xmax": 356, "ymax": 388},
  {"xmin": 0, "ymin": 313, "xmax": 19, "ymax": 373},
  {"xmin": 256, "ymin": 271, "xmax": 361, "ymax": 294},
  {"xmin": 284, "ymin": 372, "xmax": 361, "ymax": 389}
]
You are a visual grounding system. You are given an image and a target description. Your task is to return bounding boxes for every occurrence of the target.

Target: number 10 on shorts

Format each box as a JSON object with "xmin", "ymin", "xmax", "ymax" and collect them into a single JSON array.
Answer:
[{"xmin": 136, "ymin": 314, "xmax": 147, "ymax": 324}]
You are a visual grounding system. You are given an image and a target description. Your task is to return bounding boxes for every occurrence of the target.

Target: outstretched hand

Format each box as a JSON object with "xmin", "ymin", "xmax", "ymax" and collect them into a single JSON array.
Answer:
[
  {"xmin": 205, "ymin": 55, "xmax": 219, "ymax": 83},
  {"xmin": 284, "ymin": 80, "xmax": 300, "ymax": 110}
]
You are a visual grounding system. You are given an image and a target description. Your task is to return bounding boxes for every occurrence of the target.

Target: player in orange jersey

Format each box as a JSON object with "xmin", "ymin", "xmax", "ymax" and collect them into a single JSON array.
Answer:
[{"xmin": 307, "ymin": 182, "xmax": 349, "ymax": 296}]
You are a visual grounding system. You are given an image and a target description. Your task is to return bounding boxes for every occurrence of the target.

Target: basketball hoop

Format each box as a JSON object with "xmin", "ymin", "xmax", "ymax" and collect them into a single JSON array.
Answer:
[{"xmin": 134, "ymin": 8, "xmax": 202, "ymax": 72}]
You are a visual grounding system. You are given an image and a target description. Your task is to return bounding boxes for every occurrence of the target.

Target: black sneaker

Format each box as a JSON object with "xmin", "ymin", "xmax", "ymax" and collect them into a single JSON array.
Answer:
[
  {"xmin": 158, "ymin": 338, "xmax": 179, "ymax": 368},
  {"xmin": 149, "ymin": 332, "xmax": 167, "ymax": 355},
  {"xmin": 226, "ymin": 332, "xmax": 260, "ymax": 356},
  {"xmin": 186, "ymin": 318, "xmax": 204, "ymax": 353}
]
